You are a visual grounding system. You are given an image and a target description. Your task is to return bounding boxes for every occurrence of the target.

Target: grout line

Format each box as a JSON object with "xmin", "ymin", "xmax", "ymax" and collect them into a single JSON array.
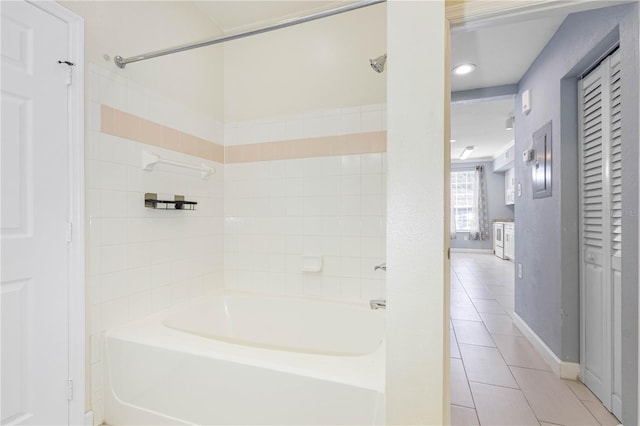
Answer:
[{"xmin": 466, "ymin": 378, "xmax": 521, "ymax": 391}]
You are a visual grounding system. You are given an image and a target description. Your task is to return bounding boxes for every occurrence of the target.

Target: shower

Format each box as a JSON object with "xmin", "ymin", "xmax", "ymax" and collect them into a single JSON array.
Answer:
[{"xmin": 370, "ymin": 53, "xmax": 387, "ymax": 73}]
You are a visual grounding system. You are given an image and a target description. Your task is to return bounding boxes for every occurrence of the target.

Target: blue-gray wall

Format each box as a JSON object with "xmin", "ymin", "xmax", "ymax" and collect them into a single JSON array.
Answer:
[
  {"xmin": 514, "ymin": 4, "xmax": 638, "ymax": 424},
  {"xmin": 450, "ymin": 161, "xmax": 514, "ymax": 250}
]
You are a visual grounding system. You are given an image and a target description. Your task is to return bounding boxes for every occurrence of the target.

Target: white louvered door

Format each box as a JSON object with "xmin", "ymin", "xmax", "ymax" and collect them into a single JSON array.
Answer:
[{"xmin": 579, "ymin": 49, "xmax": 622, "ymax": 419}]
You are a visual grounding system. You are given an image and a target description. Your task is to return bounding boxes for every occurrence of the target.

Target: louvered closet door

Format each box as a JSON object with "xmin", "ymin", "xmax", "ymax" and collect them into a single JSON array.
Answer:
[{"xmin": 579, "ymin": 49, "xmax": 622, "ymax": 419}]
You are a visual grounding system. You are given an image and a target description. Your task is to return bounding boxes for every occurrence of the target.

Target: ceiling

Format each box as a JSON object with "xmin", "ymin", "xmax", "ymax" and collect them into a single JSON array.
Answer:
[
  {"xmin": 449, "ymin": 15, "xmax": 566, "ymax": 162},
  {"xmin": 450, "ymin": 16, "xmax": 565, "ymax": 93},
  {"xmin": 451, "ymin": 98, "xmax": 515, "ymax": 161}
]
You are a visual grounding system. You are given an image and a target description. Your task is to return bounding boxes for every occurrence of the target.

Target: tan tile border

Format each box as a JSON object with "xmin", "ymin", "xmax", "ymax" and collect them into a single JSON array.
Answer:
[
  {"xmin": 100, "ymin": 105, "xmax": 224, "ymax": 163},
  {"xmin": 101, "ymin": 105, "xmax": 386, "ymax": 164},
  {"xmin": 225, "ymin": 131, "xmax": 387, "ymax": 163}
]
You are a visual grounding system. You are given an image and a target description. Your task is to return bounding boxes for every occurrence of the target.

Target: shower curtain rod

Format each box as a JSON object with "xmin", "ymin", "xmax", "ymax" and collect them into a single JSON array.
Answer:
[{"xmin": 114, "ymin": 0, "xmax": 386, "ymax": 69}]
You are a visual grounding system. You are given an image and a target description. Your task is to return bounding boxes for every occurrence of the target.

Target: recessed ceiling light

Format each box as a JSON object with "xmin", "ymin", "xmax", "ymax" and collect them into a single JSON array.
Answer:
[
  {"xmin": 450, "ymin": 139, "xmax": 457, "ymax": 143},
  {"xmin": 452, "ymin": 63, "xmax": 476, "ymax": 76}
]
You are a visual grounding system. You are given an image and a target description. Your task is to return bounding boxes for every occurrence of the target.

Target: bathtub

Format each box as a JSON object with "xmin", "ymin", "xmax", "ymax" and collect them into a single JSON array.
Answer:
[{"xmin": 103, "ymin": 290, "xmax": 385, "ymax": 425}]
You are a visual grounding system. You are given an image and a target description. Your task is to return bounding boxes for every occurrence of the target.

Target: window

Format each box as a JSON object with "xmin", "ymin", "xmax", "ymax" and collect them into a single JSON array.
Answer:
[{"xmin": 451, "ymin": 170, "xmax": 476, "ymax": 232}]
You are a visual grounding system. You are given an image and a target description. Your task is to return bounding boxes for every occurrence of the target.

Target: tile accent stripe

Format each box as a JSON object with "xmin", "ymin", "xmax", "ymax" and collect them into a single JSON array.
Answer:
[
  {"xmin": 225, "ymin": 131, "xmax": 387, "ymax": 163},
  {"xmin": 100, "ymin": 105, "xmax": 225, "ymax": 163},
  {"xmin": 101, "ymin": 105, "xmax": 386, "ymax": 164}
]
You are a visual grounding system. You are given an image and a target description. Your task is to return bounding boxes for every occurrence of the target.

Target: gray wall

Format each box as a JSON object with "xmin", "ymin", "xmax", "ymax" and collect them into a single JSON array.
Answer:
[
  {"xmin": 450, "ymin": 161, "xmax": 514, "ymax": 250},
  {"xmin": 514, "ymin": 4, "xmax": 639, "ymax": 424}
]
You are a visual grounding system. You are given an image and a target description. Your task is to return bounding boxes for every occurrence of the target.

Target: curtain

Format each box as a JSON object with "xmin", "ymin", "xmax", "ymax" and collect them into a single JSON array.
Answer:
[{"xmin": 469, "ymin": 165, "xmax": 489, "ymax": 240}]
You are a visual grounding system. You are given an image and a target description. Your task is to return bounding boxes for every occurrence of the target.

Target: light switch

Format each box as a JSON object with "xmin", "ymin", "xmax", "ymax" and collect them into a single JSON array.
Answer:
[
  {"xmin": 517, "ymin": 263, "xmax": 523, "ymax": 279},
  {"xmin": 517, "ymin": 183, "xmax": 522, "ymax": 197}
]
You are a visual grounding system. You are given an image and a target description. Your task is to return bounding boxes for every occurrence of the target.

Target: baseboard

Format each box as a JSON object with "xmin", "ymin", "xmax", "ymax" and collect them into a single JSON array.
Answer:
[
  {"xmin": 85, "ymin": 410, "xmax": 94, "ymax": 426},
  {"xmin": 450, "ymin": 248, "xmax": 494, "ymax": 254},
  {"xmin": 512, "ymin": 312, "xmax": 580, "ymax": 380}
]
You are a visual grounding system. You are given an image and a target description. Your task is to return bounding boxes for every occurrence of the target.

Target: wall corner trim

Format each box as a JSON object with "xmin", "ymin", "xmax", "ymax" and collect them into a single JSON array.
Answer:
[{"xmin": 513, "ymin": 312, "xmax": 580, "ymax": 380}]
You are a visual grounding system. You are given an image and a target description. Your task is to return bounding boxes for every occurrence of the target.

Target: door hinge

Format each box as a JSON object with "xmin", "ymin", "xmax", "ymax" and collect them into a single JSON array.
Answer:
[
  {"xmin": 67, "ymin": 379, "xmax": 74, "ymax": 401},
  {"xmin": 65, "ymin": 222, "xmax": 73, "ymax": 243}
]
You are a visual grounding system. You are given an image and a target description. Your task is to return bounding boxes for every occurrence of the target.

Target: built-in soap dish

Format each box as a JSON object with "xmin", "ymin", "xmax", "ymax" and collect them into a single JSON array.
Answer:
[{"xmin": 301, "ymin": 256, "xmax": 323, "ymax": 272}]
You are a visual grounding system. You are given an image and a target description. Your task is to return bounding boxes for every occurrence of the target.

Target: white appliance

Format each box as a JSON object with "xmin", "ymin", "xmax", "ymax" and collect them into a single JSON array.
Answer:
[{"xmin": 493, "ymin": 222, "xmax": 506, "ymax": 259}]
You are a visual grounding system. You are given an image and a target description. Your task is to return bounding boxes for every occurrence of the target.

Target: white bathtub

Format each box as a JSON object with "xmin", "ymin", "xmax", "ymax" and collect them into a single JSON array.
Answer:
[{"xmin": 103, "ymin": 290, "xmax": 385, "ymax": 425}]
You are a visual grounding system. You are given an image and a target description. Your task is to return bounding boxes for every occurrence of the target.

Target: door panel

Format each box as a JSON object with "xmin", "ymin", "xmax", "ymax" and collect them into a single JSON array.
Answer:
[
  {"xmin": 583, "ymin": 261, "xmax": 604, "ymax": 384},
  {"xmin": 1, "ymin": 1, "xmax": 70, "ymax": 424}
]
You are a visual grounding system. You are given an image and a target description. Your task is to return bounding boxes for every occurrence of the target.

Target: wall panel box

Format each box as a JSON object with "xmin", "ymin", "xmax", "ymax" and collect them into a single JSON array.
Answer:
[
  {"xmin": 532, "ymin": 121, "xmax": 552, "ymax": 199},
  {"xmin": 301, "ymin": 256, "xmax": 322, "ymax": 272}
]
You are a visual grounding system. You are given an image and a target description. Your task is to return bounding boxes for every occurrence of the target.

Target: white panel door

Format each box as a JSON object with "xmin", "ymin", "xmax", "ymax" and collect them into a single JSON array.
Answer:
[{"xmin": 1, "ymin": 1, "xmax": 71, "ymax": 424}]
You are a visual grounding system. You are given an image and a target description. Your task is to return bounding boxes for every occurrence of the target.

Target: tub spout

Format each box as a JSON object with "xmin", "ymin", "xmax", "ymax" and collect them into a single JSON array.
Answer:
[
  {"xmin": 374, "ymin": 262, "xmax": 386, "ymax": 271},
  {"xmin": 370, "ymin": 299, "xmax": 386, "ymax": 310}
]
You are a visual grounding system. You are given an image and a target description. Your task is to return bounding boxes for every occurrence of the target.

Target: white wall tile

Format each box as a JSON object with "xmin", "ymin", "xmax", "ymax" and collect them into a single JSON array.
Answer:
[
  {"xmin": 224, "ymin": 104, "xmax": 385, "ymax": 146},
  {"xmin": 341, "ymin": 112, "xmax": 362, "ymax": 134},
  {"xmin": 101, "ymin": 297, "xmax": 129, "ymax": 329},
  {"xmin": 361, "ymin": 109, "xmax": 383, "ymax": 132},
  {"xmin": 341, "ymin": 277, "xmax": 361, "ymax": 300},
  {"xmin": 341, "ymin": 175, "xmax": 361, "ymax": 195},
  {"xmin": 99, "ymin": 245, "xmax": 126, "ymax": 274},
  {"xmin": 100, "ymin": 219, "xmax": 127, "ymax": 246},
  {"xmin": 100, "ymin": 162, "xmax": 128, "ymax": 191},
  {"xmin": 361, "ymin": 174, "xmax": 382, "ymax": 195},
  {"xmin": 361, "ymin": 153, "xmax": 383, "ymax": 174},
  {"xmin": 341, "ymin": 155, "xmax": 361, "ymax": 175},
  {"xmin": 321, "ymin": 157, "xmax": 341, "ymax": 176}
]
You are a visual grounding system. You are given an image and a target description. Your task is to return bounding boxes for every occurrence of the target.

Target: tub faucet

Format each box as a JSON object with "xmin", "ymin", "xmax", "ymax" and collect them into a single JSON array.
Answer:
[
  {"xmin": 374, "ymin": 262, "xmax": 386, "ymax": 271},
  {"xmin": 370, "ymin": 299, "xmax": 386, "ymax": 310}
]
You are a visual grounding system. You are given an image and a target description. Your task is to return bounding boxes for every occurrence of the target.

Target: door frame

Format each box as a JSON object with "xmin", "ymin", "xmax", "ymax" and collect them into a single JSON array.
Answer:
[{"xmin": 23, "ymin": 1, "xmax": 85, "ymax": 424}]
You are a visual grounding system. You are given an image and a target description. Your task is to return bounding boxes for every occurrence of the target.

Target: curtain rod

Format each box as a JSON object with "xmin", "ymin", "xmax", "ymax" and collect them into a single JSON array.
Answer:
[{"xmin": 114, "ymin": 0, "xmax": 386, "ymax": 69}]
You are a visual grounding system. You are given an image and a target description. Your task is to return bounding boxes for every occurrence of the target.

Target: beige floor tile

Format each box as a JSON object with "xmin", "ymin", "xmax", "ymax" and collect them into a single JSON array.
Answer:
[
  {"xmin": 470, "ymin": 382, "xmax": 539, "ymax": 426},
  {"xmin": 464, "ymin": 285, "xmax": 496, "ymax": 299},
  {"xmin": 452, "ymin": 296, "xmax": 475, "ymax": 310},
  {"xmin": 510, "ymin": 366, "xmax": 599, "ymax": 425},
  {"xmin": 451, "ymin": 305, "xmax": 482, "ymax": 321},
  {"xmin": 564, "ymin": 380, "xmax": 599, "ymax": 402},
  {"xmin": 459, "ymin": 344, "xmax": 518, "ymax": 388},
  {"xmin": 451, "ymin": 405, "xmax": 480, "ymax": 426},
  {"xmin": 452, "ymin": 320, "xmax": 495, "ymax": 347},
  {"xmin": 487, "ymin": 284, "xmax": 515, "ymax": 297},
  {"xmin": 471, "ymin": 298, "xmax": 506, "ymax": 314},
  {"xmin": 451, "ymin": 253, "xmax": 616, "ymax": 426},
  {"xmin": 492, "ymin": 334, "xmax": 551, "ymax": 371},
  {"xmin": 451, "ymin": 329, "xmax": 461, "ymax": 358},
  {"xmin": 480, "ymin": 312, "xmax": 524, "ymax": 336},
  {"xmin": 451, "ymin": 358, "xmax": 474, "ymax": 408},
  {"xmin": 495, "ymin": 294, "xmax": 515, "ymax": 311},
  {"xmin": 581, "ymin": 400, "xmax": 620, "ymax": 425}
]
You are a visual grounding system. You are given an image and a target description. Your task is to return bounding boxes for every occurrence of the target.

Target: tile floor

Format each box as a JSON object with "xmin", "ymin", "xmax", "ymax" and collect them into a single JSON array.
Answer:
[{"xmin": 450, "ymin": 252, "xmax": 621, "ymax": 426}]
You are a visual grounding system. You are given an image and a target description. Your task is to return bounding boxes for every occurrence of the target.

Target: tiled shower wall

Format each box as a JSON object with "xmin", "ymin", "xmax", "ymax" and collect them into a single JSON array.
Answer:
[
  {"xmin": 87, "ymin": 63, "xmax": 225, "ymax": 425},
  {"xmin": 224, "ymin": 105, "xmax": 387, "ymax": 301},
  {"xmin": 87, "ymin": 62, "xmax": 387, "ymax": 423}
]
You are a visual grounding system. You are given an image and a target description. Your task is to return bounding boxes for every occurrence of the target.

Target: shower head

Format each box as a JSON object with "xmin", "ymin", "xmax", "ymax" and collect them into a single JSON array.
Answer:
[{"xmin": 370, "ymin": 54, "xmax": 387, "ymax": 73}]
